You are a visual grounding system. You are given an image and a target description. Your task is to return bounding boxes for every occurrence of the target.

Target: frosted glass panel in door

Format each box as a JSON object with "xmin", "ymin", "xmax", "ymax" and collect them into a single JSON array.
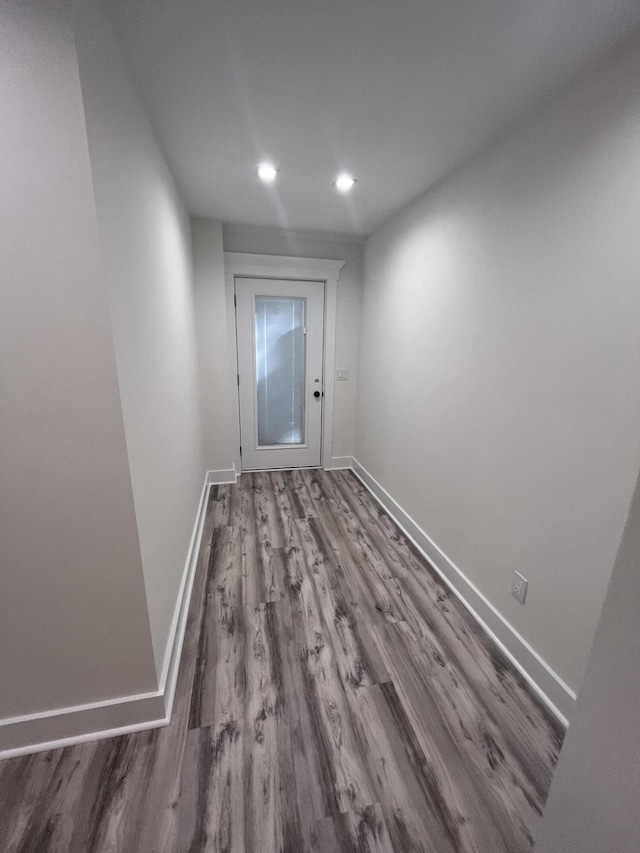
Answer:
[{"xmin": 255, "ymin": 296, "xmax": 306, "ymax": 446}]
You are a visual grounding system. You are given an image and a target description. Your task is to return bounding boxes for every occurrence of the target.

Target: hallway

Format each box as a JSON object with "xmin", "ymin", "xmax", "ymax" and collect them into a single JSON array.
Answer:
[{"xmin": 0, "ymin": 470, "xmax": 562, "ymax": 852}]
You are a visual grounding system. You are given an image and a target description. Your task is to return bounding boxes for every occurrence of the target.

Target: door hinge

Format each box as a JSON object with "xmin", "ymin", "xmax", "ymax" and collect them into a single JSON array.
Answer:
[
  {"xmin": 234, "ymin": 293, "xmax": 237, "ymax": 308},
  {"xmin": 239, "ymin": 445, "xmax": 242, "ymax": 455},
  {"xmin": 237, "ymin": 374, "xmax": 240, "ymax": 386}
]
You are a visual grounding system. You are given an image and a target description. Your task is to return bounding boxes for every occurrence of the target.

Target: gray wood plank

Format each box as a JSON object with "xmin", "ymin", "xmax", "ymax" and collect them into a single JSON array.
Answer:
[
  {"xmin": 311, "ymin": 803, "xmax": 395, "ymax": 853},
  {"xmin": 189, "ymin": 525, "xmax": 245, "ymax": 730},
  {"xmin": 295, "ymin": 515, "xmax": 390, "ymax": 690},
  {"xmin": 177, "ymin": 719, "xmax": 244, "ymax": 852}
]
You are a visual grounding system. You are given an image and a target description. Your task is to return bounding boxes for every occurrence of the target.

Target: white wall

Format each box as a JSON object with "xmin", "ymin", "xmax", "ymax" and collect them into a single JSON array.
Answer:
[
  {"xmin": 222, "ymin": 224, "xmax": 364, "ymax": 462},
  {"xmin": 73, "ymin": 0, "xmax": 206, "ymax": 677},
  {"xmin": 191, "ymin": 218, "xmax": 237, "ymax": 472},
  {"xmin": 0, "ymin": 0, "xmax": 157, "ymax": 717},
  {"xmin": 355, "ymin": 34, "xmax": 640, "ymax": 701},
  {"xmin": 535, "ymin": 465, "xmax": 640, "ymax": 851}
]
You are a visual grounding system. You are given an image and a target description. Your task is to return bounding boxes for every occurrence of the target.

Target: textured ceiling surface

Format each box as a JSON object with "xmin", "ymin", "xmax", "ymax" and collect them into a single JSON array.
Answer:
[{"xmin": 105, "ymin": 0, "xmax": 640, "ymax": 235}]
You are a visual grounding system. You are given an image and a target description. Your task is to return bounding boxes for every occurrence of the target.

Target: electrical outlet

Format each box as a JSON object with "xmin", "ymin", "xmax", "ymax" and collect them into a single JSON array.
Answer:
[{"xmin": 511, "ymin": 571, "xmax": 528, "ymax": 605}]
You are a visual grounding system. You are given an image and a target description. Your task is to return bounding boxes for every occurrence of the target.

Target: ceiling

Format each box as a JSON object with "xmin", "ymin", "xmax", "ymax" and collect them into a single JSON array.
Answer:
[{"xmin": 105, "ymin": 0, "xmax": 640, "ymax": 237}]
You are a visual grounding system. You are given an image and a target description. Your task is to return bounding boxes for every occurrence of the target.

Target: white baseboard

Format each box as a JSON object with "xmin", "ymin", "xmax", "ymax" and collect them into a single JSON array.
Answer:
[
  {"xmin": 0, "ymin": 477, "xmax": 213, "ymax": 760},
  {"xmin": 207, "ymin": 466, "xmax": 238, "ymax": 484},
  {"xmin": 351, "ymin": 458, "xmax": 576, "ymax": 727},
  {"xmin": 157, "ymin": 474, "xmax": 211, "ymax": 717},
  {"xmin": 324, "ymin": 455, "xmax": 354, "ymax": 470}
]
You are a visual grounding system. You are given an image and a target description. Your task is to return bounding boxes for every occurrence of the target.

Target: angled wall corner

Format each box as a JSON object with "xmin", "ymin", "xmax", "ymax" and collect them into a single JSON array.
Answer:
[
  {"xmin": 0, "ymin": 0, "xmax": 158, "ymax": 752},
  {"xmin": 1, "ymin": 0, "xmax": 208, "ymax": 757},
  {"xmin": 74, "ymin": 0, "xmax": 206, "ymax": 684}
]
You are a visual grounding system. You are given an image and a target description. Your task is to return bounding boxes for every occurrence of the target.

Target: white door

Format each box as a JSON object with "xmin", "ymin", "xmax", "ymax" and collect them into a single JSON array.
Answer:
[{"xmin": 235, "ymin": 277, "xmax": 325, "ymax": 470}]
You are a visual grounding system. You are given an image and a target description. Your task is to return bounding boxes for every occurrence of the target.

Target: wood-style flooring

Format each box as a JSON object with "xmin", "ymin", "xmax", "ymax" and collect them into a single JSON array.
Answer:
[{"xmin": 0, "ymin": 469, "xmax": 563, "ymax": 852}]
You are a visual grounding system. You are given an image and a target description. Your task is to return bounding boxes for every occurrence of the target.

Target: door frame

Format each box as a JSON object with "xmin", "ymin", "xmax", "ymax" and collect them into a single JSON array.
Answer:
[
  {"xmin": 235, "ymin": 276, "xmax": 325, "ymax": 470},
  {"xmin": 224, "ymin": 252, "xmax": 345, "ymax": 473}
]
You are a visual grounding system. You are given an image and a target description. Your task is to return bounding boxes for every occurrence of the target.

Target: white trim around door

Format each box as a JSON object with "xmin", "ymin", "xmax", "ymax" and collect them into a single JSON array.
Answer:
[{"xmin": 224, "ymin": 253, "xmax": 345, "ymax": 472}]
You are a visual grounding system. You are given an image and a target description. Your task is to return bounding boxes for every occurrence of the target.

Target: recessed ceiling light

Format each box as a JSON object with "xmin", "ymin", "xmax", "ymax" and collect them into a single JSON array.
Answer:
[
  {"xmin": 257, "ymin": 162, "xmax": 278, "ymax": 184},
  {"xmin": 334, "ymin": 172, "xmax": 356, "ymax": 193}
]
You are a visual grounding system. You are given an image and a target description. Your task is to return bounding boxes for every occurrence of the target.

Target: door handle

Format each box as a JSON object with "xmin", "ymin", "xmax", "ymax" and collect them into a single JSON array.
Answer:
[{"xmin": 313, "ymin": 391, "xmax": 321, "ymax": 398}]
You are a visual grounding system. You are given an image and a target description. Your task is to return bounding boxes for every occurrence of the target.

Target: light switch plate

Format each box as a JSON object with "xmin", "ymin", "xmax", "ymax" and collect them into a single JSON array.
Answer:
[
  {"xmin": 511, "ymin": 571, "xmax": 528, "ymax": 604},
  {"xmin": 336, "ymin": 369, "xmax": 349, "ymax": 381}
]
